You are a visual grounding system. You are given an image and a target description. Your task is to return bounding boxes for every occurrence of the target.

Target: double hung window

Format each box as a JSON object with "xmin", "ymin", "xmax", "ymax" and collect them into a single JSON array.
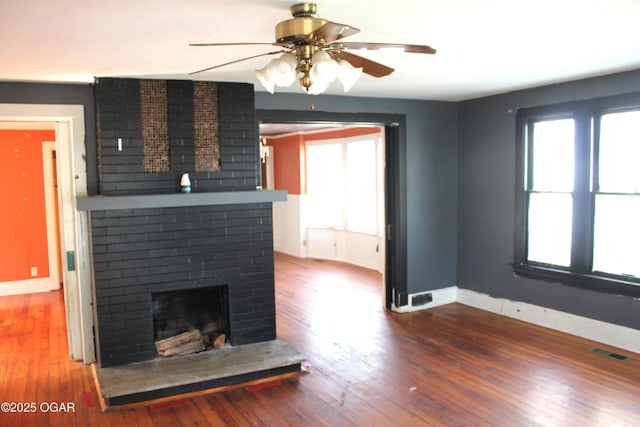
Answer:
[
  {"xmin": 515, "ymin": 94, "xmax": 640, "ymax": 297},
  {"xmin": 306, "ymin": 132, "xmax": 384, "ymax": 235}
]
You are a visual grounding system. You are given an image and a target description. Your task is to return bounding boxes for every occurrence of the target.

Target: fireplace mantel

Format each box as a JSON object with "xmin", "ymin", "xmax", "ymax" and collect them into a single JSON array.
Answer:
[{"xmin": 77, "ymin": 190, "xmax": 287, "ymax": 211}]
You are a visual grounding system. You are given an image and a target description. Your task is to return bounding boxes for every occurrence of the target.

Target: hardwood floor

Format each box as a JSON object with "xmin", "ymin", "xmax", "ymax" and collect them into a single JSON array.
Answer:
[{"xmin": 1, "ymin": 253, "xmax": 638, "ymax": 426}]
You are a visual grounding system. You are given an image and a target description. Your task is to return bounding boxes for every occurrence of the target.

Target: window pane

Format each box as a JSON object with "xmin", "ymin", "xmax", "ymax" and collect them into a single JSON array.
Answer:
[
  {"xmin": 306, "ymin": 143, "xmax": 343, "ymax": 228},
  {"xmin": 346, "ymin": 139, "xmax": 377, "ymax": 234},
  {"xmin": 599, "ymin": 111, "xmax": 640, "ymax": 193},
  {"xmin": 593, "ymin": 195, "xmax": 640, "ymax": 277},
  {"xmin": 531, "ymin": 119, "xmax": 574, "ymax": 191},
  {"xmin": 527, "ymin": 193, "xmax": 572, "ymax": 267}
]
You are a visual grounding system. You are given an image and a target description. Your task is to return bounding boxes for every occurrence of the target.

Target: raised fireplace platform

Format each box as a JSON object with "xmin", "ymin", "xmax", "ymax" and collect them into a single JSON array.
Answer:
[{"xmin": 92, "ymin": 339, "xmax": 306, "ymax": 409}]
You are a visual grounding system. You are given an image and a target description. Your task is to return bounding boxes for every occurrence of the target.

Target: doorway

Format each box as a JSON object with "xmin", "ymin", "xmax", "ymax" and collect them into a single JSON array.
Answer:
[
  {"xmin": 0, "ymin": 126, "xmax": 59, "ymax": 295},
  {"xmin": 257, "ymin": 109, "xmax": 407, "ymax": 310},
  {"xmin": 0, "ymin": 104, "xmax": 94, "ymax": 363},
  {"xmin": 262, "ymin": 124, "xmax": 385, "ymax": 269}
]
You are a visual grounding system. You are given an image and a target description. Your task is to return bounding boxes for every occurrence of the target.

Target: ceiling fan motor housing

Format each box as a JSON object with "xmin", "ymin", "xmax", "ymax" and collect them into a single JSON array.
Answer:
[{"xmin": 275, "ymin": 3, "xmax": 327, "ymax": 44}]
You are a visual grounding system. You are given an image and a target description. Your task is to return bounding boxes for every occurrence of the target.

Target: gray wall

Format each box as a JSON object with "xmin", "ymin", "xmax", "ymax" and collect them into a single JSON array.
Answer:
[
  {"xmin": 457, "ymin": 69, "xmax": 640, "ymax": 330},
  {"xmin": 0, "ymin": 82, "xmax": 459, "ymax": 300},
  {"xmin": 8, "ymin": 74, "xmax": 635, "ymax": 329},
  {"xmin": 0, "ymin": 81, "xmax": 98, "ymax": 194},
  {"xmin": 255, "ymin": 93, "xmax": 459, "ymax": 295}
]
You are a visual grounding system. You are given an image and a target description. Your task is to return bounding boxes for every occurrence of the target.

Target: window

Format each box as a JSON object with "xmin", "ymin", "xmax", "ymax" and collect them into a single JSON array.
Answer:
[
  {"xmin": 305, "ymin": 132, "xmax": 384, "ymax": 236},
  {"xmin": 515, "ymin": 94, "xmax": 640, "ymax": 297},
  {"xmin": 306, "ymin": 142, "xmax": 344, "ymax": 229}
]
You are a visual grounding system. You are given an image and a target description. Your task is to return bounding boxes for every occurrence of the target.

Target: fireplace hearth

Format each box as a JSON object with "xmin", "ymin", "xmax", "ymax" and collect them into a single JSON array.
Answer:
[
  {"xmin": 93, "ymin": 339, "xmax": 307, "ymax": 408},
  {"xmin": 83, "ymin": 193, "xmax": 308, "ymax": 407},
  {"xmin": 85, "ymin": 79, "xmax": 304, "ymax": 407}
]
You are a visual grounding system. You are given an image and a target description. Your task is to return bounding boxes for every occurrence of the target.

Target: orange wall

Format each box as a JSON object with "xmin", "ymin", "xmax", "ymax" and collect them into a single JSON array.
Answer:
[
  {"xmin": 0, "ymin": 129, "xmax": 54, "ymax": 282},
  {"xmin": 268, "ymin": 133, "xmax": 305, "ymax": 195},
  {"xmin": 266, "ymin": 126, "xmax": 381, "ymax": 195}
]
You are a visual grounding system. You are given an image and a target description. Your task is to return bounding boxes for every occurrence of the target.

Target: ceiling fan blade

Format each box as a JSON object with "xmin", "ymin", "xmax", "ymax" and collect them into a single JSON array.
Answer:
[
  {"xmin": 189, "ymin": 42, "xmax": 288, "ymax": 47},
  {"xmin": 332, "ymin": 51, "xmax": 394, "ymax": 78},
  {"xmin": 340, "ymin": 42, "xmax": 436, "ymax": 54},
  {"xmin": 189, "ymin": 50, "xmax": 286, "ymax": 75},
  {"xmin": 308, "ymin": 21, "xmax": 360, "ymax": 43}
]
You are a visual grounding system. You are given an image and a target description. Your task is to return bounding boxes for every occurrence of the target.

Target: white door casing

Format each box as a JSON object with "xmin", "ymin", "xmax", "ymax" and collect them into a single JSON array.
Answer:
[
  {"xmin": 0, "ymin": 103, "xmax": 94, "ymax": 363},
  {"xmin": 43, "ymin": 141, "xmax": 61, "ymax": 291}
]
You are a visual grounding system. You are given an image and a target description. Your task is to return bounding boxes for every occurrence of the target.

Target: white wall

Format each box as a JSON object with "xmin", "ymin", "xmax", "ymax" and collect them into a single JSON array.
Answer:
[
  {"xmin": 305, "ymin": 228, "xmax": 384, "ymax": 272},
  {"xmin": 273, "ymin": 194, "xmax": 384, "ymax": 272},
  {"xmin": 273, "ymin": 195, "xmax": 305, "ymax": 258}
]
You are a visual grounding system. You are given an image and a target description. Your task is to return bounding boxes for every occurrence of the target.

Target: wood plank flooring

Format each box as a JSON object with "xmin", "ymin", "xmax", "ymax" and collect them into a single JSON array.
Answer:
[{"xmin": 1, "ymin": 252, "xmax": 639, "ymax": 426}]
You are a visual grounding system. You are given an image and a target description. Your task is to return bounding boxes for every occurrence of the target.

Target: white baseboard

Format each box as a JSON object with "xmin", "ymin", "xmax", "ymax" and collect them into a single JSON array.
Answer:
[
  {"xmin": 393, "ymin": 286, "xmax": 457, "ymax": 313},
  {"xmin": 457, "ymin": 288, "xmax": 640, "ymax": 355},
  {"xmin": 0, "ymin": 277, "xmax": 57, "ymax": 297},
  {"xmin": 391, "ymin": 285, "xmax": 639, "ymax": 355}
]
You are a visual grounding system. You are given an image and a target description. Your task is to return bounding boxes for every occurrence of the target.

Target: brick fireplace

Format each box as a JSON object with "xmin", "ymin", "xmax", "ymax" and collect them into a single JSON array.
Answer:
[
  {"xmin": 87, "ymin": 78, "xmax": 288, "ymax": 370},
  {"xmin": 88, "ymin": 199, "xmax": 279, "ymax": 367}
]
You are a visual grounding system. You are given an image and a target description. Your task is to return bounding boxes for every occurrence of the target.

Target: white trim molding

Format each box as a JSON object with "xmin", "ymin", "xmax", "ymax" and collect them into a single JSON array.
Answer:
[
  {"xmin": 392, "ymin": 285, "xmax": 640, "ymax": 355},
  {"xmin": 457, "ymin": 288, "xmax": 640, "ymax": 355},
  {"xmin": 393, "ymin": 286, "xmax": 457, "ymax": 313},
  {"xmin": 0, "ymin": 278, "xmax": 55, "ymax": 297}
]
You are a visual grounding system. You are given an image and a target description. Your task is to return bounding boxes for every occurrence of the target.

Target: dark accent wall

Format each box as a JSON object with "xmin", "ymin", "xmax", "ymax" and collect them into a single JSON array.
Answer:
[
  {"xmin": 457, "ymin": 69, "xmax": 640, "ymax": 330},
  {"xmin": 95, "ymin": 78, "xmax": 257, "ymax": 194},
  {"xmin": 255, "ymin": 94, "xmax": 459, "ymax": 297},
  {"xmin": 91, "ymin": 78, "xmax": 276, "ymax": 367}
]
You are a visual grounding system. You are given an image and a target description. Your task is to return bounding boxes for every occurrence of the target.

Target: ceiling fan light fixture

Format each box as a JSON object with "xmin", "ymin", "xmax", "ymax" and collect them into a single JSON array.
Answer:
[
  {"xmin": 309, "ymin": 50, "xmax": 339, "ymax": 86},
  {"xmin": 307, "ymin": 83, "xmax": 329, "ymax": 95},
  {"xmin": 268, "ymin": 53, "xmax": 298, "ymax": 87},
  {"xmin": 192, "ymin": 3, "xmax": 436, "ymax": 95},
  {"xmin": 256, "ymin": 53, "xmax": 298, "ymax": 92},
  {"xmin": 337, "ymin": 60, "xmax": 362, "ymax": 92},
  {"xmin": 255, "ymin": 66, "xmax": 275, "ymax": 93}
]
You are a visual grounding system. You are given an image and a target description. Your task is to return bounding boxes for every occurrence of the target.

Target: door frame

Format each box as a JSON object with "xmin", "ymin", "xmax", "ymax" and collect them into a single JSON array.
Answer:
[
  {"xmin": 0, "ymin": 103, "xmax": 94, "ymax": 363},
  {"xmin": 42, "ymin": 140, "xmax": 61, "ymax": 291},
  {"xmin": 256, "ymin": 109, "xmax": 407, "ymax": 310}
]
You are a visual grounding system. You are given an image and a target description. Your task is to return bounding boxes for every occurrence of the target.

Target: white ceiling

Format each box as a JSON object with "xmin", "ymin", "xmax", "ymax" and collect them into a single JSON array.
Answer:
[{"xmin": 2, "ymin": 0, "xmax": 640, "ymax": 101}]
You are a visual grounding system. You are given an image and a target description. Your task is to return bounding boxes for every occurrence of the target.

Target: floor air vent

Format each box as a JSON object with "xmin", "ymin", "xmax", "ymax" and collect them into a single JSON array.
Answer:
[
  {"xmin": 591, "ymin": 347, "xmax": 631, "ymax": 361},
  {"xmin": 411, "ymin": 293, "xmax": 433, "ymax": 307}
]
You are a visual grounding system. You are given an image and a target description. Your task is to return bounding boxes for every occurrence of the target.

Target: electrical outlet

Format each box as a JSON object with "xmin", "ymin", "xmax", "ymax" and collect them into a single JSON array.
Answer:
[{"xmin": 31, "ymin": 267, "xmax": 38, "ymax": 277}]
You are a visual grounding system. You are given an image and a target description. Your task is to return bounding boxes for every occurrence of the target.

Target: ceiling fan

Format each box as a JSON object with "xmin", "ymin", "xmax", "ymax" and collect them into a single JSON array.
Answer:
[{"xmin": 189, "ymin": 3, "xmax": 436, "ymax": 94}]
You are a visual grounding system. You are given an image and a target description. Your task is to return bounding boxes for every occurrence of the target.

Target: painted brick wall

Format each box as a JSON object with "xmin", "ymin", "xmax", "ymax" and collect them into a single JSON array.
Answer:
[
  {"xmin": 91, "ymin": 78, "xmax": 276, "ymax": 367},
  {"xmin": 91, "ymin": 203, "xmax": 276, "ymax": 367},
  {"xmin": 95, "ymin": 78, "xmax": 258, "ymax": 194}
]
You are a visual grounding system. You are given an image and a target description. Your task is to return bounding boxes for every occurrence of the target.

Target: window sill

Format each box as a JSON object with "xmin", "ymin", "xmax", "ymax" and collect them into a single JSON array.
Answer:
[{"xmin": 512, "ymin": 264, "xmax": 640, "ymax": 298}]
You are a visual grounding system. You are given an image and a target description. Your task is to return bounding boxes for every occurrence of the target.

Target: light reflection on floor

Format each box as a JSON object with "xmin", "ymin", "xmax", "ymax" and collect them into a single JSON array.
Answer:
[{"xmin": 275, "ymin": 257, "xmax": 392, "ymax": 381}]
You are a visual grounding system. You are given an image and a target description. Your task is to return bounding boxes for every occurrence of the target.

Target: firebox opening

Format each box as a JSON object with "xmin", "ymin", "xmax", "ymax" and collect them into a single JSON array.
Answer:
[{"xmin": 151, "ymin": 285, "xmax": 230, "ymax": 357}]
